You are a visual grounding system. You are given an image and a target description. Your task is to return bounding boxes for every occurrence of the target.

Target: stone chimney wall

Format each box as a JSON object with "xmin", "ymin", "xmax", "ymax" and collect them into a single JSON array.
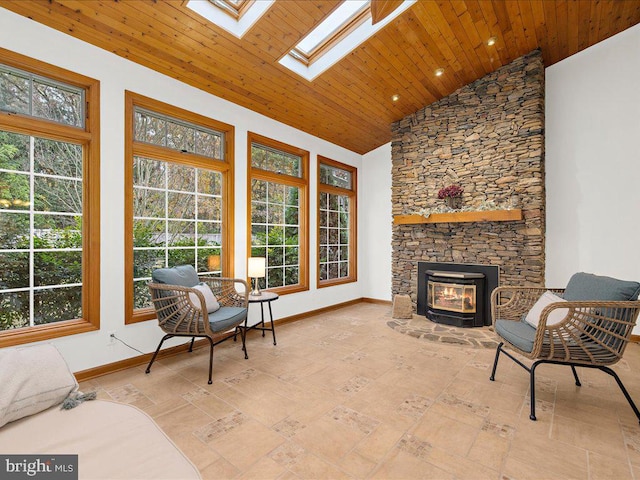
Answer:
[{"xmin": 391, "ymin": 50, "xmax": 545, "ymax": 305}]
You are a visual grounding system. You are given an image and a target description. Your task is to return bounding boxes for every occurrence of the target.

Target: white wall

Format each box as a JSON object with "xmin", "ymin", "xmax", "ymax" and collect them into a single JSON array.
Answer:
[
  {"xmin": 545, "ymin": 24, "xmax": 640, "ymax": 297},
  {"xmin": 361, "ymin": 143, "xmax": 393, "ymax": 301},
  {"xmin": 0, "ymin": 8, "xmax": 363, "ymax": 371}
]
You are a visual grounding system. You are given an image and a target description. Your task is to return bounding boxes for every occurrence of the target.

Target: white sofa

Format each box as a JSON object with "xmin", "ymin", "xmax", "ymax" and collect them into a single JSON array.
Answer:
[{"xmin": 0, "ymin": 344, "xmax": 200, "ymax": 480}]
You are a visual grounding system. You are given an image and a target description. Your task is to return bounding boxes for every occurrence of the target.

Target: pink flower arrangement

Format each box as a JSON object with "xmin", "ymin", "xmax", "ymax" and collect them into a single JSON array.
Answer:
[{"xmin": 437, "ymin": 184, "xmax": 463, "ymax": 199}]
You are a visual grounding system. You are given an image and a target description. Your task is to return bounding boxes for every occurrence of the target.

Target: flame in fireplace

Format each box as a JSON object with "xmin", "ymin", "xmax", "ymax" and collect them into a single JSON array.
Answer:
[
  {"xmin": 430, "ymin": 281, "xmax": 476, "ymax": 314},
  {"xmin": 442, "ymin": 286, "xmax": 459, "ymax": 300}
]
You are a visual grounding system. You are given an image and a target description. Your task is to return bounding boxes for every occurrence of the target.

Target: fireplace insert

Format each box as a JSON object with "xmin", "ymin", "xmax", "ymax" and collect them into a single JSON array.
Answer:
[
  {"xmin": 417, "ymin": 262, "xmax": 498, "ymax": 327},
  {"xmin": 425, "ymin": 270, "xmax": 486, "ymax": 328}
]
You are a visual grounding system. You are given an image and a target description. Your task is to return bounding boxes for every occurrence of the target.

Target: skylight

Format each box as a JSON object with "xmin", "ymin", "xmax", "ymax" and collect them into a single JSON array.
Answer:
[
  {"xmin": 186, "ymin": 0, "xmax": 273, "ymax": 38},
  {"xmin": 209, "ymin": 0, "xmax": 252, "ymax": 20},
  {"xmin": 281, "ymin": 0, "xmax": 416, "ymax": 81},
  {"xmin": 296, "ymin": 1, "xmax": 369, "ymax": 55}
]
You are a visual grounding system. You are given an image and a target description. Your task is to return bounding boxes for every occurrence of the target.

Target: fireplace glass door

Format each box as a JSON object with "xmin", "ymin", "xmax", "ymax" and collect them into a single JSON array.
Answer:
[{"xmin": 427, "ymin": 281, "xmax": 476, "ymax": 313}]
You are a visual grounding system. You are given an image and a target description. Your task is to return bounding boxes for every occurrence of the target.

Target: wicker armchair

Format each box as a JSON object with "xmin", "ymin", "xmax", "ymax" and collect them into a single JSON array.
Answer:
[
  {"xmin": 489, "ymin": 273, "xmax": 640, "ymax": 422},
  {"xmin": 146, "ymin": 265, "xmax": 250, "ymax": 384}
]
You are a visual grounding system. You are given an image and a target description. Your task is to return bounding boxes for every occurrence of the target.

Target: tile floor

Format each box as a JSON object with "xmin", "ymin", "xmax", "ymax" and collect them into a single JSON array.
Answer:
[{"xmin": 80, "ymin": 303, "xmax": 640, "ymax": 479}]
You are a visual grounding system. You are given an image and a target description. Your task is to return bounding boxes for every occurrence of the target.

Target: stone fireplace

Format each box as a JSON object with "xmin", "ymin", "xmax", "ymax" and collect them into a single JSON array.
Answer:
[{"xmin": 391, "ymin": 50, "xmax": 545, "ymax": 313}]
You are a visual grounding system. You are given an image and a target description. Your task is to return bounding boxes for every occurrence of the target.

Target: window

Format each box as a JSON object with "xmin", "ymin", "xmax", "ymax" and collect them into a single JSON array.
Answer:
[
  {"xmin": 0, "ymin": 49, "xmax": 100, "ymax": 347},
  {"xmin": 318, "ymin": 157, "xmax": 356, "ymax": 287},
  {"xmin": 248, "ymin": 132, "xmax": 308, "ymax": 294},
  {"xmin": 125, "ymin": 92, "xmax": 234, "ymax": 324}
]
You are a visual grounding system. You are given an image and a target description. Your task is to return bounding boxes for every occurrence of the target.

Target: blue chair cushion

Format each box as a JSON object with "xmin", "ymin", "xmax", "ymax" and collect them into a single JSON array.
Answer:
[
  {"xmin": 208, "ymin": 307, "xmax": 247, "ymax": 333},
  {"xmin": 495, "ymin": 319, "xmax": 536, "ymax": 353},
  {"xmin": 152, "ymin": 265, "xmax": 200, "ymax": 288},
  {"xmin": 563, "ymin": 272, "xmax": 640, "ymax": 302}
]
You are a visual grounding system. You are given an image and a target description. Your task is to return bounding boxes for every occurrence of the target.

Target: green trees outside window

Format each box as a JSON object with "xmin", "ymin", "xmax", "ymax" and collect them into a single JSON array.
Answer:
[
  {"xmin": 317, "ymin": 157, "xmax": 357, "ymax": 287},
  {"xmin": 0, "ymin": 59, "xmax": 95, "ymax": 334},
  {"xmin": 250, "ymin": 179, "xmax": 300, "ymax": 289},
  {"xmin": 319, "ymin": 192, "xmax": 350, "ymax": 281},
  {"xmin": 132, "ymin": 156, "xmax": 223, "ymax": 309},
  {"xmin": 0, "ymin": 53, "xmax": 100, "ymax": 344},
  {"xmin": 126, "ymin": 93, "xmax": 234, "ymax": 324},
  {"xmin": 248, "ymin": 133, "xmax": 308, "ymax": 294},
  {"xmin": 0, "ymin": 130, "xmax": 84, "ymax": 331}
]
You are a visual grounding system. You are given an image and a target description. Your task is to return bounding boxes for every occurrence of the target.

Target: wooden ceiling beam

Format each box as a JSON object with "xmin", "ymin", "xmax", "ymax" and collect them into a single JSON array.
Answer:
[{"xmin": 371, "ymin": 0, "xmax": 403, "ymax": 26}]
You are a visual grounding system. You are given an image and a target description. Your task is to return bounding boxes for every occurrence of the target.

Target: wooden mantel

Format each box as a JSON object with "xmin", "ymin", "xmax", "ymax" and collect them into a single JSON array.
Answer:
[{"xmin": 393, "ymin": 209, "xmax": 523, "ymax": 225}]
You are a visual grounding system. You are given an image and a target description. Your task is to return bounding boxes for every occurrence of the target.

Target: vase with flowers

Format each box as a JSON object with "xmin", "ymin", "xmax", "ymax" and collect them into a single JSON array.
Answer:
[{"xmin": 438, "ymin": 184, "xmax": 463, "ymax": 209}]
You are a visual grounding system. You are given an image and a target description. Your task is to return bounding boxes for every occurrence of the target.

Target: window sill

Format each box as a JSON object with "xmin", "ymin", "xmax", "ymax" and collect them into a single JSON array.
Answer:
[
  {"xmin": 261, "ymin": 284, "xmax": 309, "ymax": 296},
  {"xmin": 318, "ymin": 277, "xmax": 357, "ymax": 289},
  {"xmin": 0, "ymin": 319, "xmax": 99, "ymax": 348},
  {"xmin": 127, "ymin": 308, "xmax": 157, "ymax": 325}
]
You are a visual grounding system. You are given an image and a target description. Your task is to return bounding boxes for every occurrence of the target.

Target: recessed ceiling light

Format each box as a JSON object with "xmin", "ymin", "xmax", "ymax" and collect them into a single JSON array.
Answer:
[
  {"xmin": 391, "ymin": 94, "xmax": 400, "ymax": 102},
  {"xmin": 487, "ymin": 36, "xmax": 497, "ymax": 46},
  {"xmin": 434, "ymin": 68, "xmax": 445, "ymax": 77}
]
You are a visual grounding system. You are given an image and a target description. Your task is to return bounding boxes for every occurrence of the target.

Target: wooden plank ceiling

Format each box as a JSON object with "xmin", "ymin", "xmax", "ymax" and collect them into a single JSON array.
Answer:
[{"xmin": 1, "ymin": 0, "xmax": 638, "ymax": 154}]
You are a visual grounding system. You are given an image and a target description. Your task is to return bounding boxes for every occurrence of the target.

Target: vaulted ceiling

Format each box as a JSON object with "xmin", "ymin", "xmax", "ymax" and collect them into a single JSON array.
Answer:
[{"xmin": 1, "ymin": 0, "xmax": 638, "ymax": 154}]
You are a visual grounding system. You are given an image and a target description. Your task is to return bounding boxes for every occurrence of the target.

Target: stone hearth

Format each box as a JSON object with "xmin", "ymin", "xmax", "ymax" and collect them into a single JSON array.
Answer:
[{"xmin": 387, "ymin": 315, "xmax": 499, "ymax": 349}]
